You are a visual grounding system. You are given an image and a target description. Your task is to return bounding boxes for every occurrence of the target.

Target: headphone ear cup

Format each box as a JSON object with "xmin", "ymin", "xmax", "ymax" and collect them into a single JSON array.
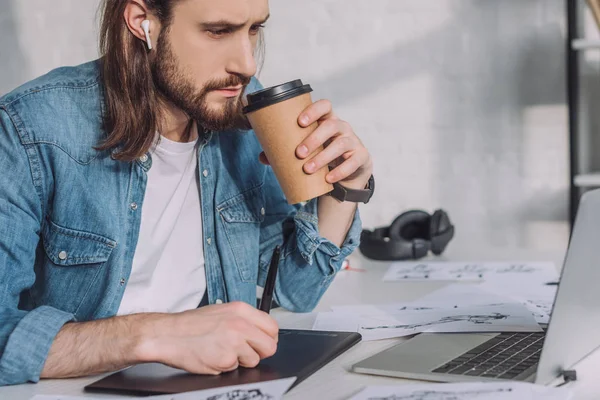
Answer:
[
  {"xmin": 389, "ymin": 210, "xmax": 432, "ymax": 260},
  {"xmin": 389, "ymin": 210, "xmax": 431, "ymax": 241},
  {"xmin": 359, "ymin": 226, "xmax": 417, "ymax": 261},
  {"xmin": 412, "ymin": 238, "xmax": 430, "ymax": 260},
  {"xmin": 429, "ymin": 209, "xmax": 455, "ymax": 255}
]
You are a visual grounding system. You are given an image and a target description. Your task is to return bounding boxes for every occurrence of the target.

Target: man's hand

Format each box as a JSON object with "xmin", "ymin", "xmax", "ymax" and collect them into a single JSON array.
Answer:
[
  {"xmin": 257, "ymin": 99, "xmax": 372, "ymax": 247},
  {"xmin": 259, "ymin": 99, "xmax": 372, "ymax": 190},
  {"xmin": 42, "ymin": 302, "xmax": 278, "ymax": 379},
  {"xmin": 137, "ymin": 302, "xmax": 279, "ymax": 374}
]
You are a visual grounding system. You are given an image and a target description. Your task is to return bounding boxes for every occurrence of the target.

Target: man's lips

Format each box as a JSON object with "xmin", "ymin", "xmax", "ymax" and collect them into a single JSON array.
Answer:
[{"xmin": 212, "ymin": 86, "xmax": 243, "ymax": 97}]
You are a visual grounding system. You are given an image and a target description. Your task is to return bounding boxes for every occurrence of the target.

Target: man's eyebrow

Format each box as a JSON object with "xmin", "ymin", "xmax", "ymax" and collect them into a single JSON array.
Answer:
[
  {"xmin": 200, "ymin": 14, "xmax": 270, "ymax": 30},
  {"xmin": 257, "ymin": 14, "xmax": 270, "ymax": 24}
]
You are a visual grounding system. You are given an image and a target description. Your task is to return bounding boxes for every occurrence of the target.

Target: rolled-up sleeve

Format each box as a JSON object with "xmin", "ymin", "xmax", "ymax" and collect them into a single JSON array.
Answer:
[
  {"xmin": 0, "ymin": 307, "xmax": 75, "ymax": 385},
  {"xmin": 258, "ymin": 169, "xmax": 362, "ymax": 313},
  {"xmin": 293, "ymin": 198, "xmax": 361, "ymax": 271}
]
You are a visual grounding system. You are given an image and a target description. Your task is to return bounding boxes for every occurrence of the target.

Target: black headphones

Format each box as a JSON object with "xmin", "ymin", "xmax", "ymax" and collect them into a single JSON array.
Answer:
[{"xmin": 359, "ymin": 209, "xmax": 455, "ymax": 261}]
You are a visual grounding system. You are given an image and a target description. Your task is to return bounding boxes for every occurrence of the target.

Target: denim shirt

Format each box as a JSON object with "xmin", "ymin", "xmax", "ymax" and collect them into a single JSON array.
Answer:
[{"xmin": 0, "ymin": 60, "xmax": 361, "ymax": 386}]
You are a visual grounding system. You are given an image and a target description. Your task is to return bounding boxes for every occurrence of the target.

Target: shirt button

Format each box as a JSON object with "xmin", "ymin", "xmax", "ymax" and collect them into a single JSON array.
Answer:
[
  {"xmin": 58, "ymin": 251, "xmax": 67, "ymax": 260},
  {"xmin": 120, "ymin": 278, "xmax": 126, "ymax": 286},
  {"xmin": 203, "ymin": 170, "xmax": 209, "ymax": 177},
  {"xmin": 261, "ymin": 207, "xmax": 265, "ymax": 216},
  {"xmin": 140, "ymin": 154, "xmax": 148, "ymax": 163},
  {"xmin": 130, "ymin": 202, "xmax": 138, "ymax": 211},
  {"xmin": 207, "ymin": 238, "xmax": 212, "ymax": 245},
  {"xmin": 215, "ymin": 299, "xmax": 223, "ymax": 304}
]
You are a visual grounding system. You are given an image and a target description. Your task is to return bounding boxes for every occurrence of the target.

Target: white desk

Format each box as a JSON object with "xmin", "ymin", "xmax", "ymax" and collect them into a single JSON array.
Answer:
[{"xmin": 2, "ymin": 246, "xmax": 598, "ymax": 400}]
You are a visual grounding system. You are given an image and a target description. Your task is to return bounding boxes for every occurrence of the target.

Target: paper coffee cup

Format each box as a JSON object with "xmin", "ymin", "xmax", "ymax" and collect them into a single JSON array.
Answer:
[{"xmin": 243, "ymin": 80, "xmax": 334, "ymax": 204}]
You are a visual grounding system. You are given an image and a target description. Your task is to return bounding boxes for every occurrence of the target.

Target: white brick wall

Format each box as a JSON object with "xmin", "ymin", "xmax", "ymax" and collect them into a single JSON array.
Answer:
[{"xmin": 0, "ymin": 0, "xmax": 570, "ymax": 252}]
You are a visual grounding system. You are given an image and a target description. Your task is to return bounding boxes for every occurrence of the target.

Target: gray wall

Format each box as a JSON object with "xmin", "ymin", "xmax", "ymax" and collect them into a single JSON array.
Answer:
[
  {"xmin": 0, "ymin": 0, "xmax": 98, "ymax": 94},
  {"xmin": 261, "ymin": 0, "xmax": 569, "ymax": 252},
  {"xmin": 0, "ymin": 0, "xmax": 571, "ymax": 252}
]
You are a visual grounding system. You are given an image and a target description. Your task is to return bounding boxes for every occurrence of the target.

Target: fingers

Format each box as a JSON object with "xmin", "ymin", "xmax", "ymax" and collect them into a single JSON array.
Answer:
[
  {"xmin": 236, "ymin": 342, "xmax": 262, "ymax": 368},
  {"xmin": 229, "ymin": 329, "xmax": 277, "ymax": 370},
  {"xmin": 228, "ymin": 318, "xmax": 278, "ymax": 369},
  {"xmin": 303, "ymin": 135, "xmax": 357, "ymax": 175},
  {"xmin": 227, "ymin": 302, "xmax": 279, "ymax": 340},
  {"xmin": 211, "ymin": 345, "xmax": 239, "ymax": 373},
  {"xmin": 326, "ymin": 151, "xmax": 372, "ymax": 183},
  {"xmin": 298, "ymin": 99, "xmax": 335, "ymax": 128},
  {"xmin": 243, "ymin": 324, "xmax": 278, "ymax": 360},
  {"xmin": 296, "ymin": 119, "xmax": 346, "ymax": 159}
]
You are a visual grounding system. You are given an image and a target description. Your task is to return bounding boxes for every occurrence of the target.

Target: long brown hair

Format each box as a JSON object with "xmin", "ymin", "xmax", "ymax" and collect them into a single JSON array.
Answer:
[
  {"xmin": 97, "ymin": 0, "xmax": 265, "ymax": 161},
  {"xmin": 97, "ymin": 0, "xmax": 178, "ymax": 161}
]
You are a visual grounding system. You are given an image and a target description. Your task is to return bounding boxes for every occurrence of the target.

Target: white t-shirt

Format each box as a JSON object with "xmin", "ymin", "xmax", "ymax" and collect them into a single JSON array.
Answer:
[{"xmin": 117, "ymin": 135, "xmax": 206, "ymax": 315}]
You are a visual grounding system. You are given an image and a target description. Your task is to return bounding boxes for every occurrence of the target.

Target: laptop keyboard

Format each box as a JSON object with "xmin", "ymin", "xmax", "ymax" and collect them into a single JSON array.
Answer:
[{"xmin": 432, "ymin": 332, "xmax": 545, "ymax": 379}]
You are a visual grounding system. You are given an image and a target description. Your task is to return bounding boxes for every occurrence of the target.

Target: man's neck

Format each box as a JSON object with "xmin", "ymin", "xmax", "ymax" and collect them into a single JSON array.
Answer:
[{"xmin": 159, "ymin": 100, "xmax": 198, "ymax": 143}]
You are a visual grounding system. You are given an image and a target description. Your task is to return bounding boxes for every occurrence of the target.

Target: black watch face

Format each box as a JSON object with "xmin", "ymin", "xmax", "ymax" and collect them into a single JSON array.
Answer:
[{"xmin": 367, "ymin": 175, "xmax": 375, "ymax": 200}]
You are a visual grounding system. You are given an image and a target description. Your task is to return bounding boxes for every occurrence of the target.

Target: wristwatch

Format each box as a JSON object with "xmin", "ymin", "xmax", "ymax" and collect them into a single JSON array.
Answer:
[{"xmin": 328, "ymin": 174, "xmax": 375, "ymax": 203}]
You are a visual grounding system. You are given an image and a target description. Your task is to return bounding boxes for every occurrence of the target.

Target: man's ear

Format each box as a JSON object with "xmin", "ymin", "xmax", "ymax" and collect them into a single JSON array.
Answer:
[{"xmin": 124, "ymin": 0, "xmax": 160, "ymax": 49}]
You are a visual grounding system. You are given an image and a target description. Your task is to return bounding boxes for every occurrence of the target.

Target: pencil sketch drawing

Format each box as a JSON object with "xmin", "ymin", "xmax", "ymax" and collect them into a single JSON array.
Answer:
[
  {"xmin": 367, "ymin": 387, "xmax": 512, "ymax": 400},
  {"xmin": 448, "ymin": 264, "xmax": 489, "ymax": 279},
  {"xmin": 495, "ymin": 264, "xmax": 537, "ymax": 274},
  {"xmin": 207, "ymin": 389, "xmax": 274, "ymax": 400},
  {"xmin": 361, "ymin": 313, "xmax": 509, "ymax": 330},
  {"xmin": 394, "ymin": 264, "xmax": 437, "ymax": 279}
]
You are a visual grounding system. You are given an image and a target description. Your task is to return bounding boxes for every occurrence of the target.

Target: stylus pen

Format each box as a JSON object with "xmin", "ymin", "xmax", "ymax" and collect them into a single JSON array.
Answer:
[{"xmin": 259, "ymin": 245, "xmax": 280, "ymax": 313}]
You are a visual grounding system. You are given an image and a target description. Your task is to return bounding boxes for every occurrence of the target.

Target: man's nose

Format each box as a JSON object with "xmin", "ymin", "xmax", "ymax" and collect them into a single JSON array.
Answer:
[{"xmin": 226, "ymin": 37, "xmax": 257, "ymax": 78}]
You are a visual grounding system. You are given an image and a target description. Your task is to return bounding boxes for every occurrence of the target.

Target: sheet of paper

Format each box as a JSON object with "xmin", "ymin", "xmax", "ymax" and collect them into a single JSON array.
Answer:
[
  {"xmin": 313, "ymin": 312, "xmax": 390, "ymax": 341},
  {"xmin": 31, "ymin": 396, "xmax": 127, "ymax": 400},
  {"xmin": 331, "ymin": 284, "xmax": 548, "ymax": 325},
  {"xmin": 383, "ymin": 262, "xmax": 558, "ymax": 283},
  {"xmin": 347, "ymin": 381, "xmax": 573, "ymax": 400},
  {"xmin": 315, "ymin": 303, "xmax": 541, "ymax": 341},
  {"xmin": 413, "ymin": 284, "xmax": 521, "ymax": 307},
  {"xmin": 330, "ymin": 285, "xmax": 514, "ymax": 318},
  {"xmin": 382, "ymin": 262, "xmax": 559, "ymax": 324},
  {"xmin": 30, "ymin": 377, "xmax": 296, "ymax": 400},
  {"xmin": 412, "ymin": 284, "xmax": 555, "ymax": 324},
  {"xmin": 476, "ymin": 276, "xmax": 558, "ymax": 325}
]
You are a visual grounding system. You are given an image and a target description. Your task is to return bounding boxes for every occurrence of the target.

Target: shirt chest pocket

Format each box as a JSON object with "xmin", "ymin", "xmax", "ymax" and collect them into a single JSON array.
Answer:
[
  {"xmin": 42, "ymin": 219, "xmax": 117, "ymax": 266},
  {"xmin": 36, "ymin": 219, "xmax": 117, "ymax": 314},
  {"xmin": 218, "ymin": 185, "xmax": 265, "ymax": 283}
]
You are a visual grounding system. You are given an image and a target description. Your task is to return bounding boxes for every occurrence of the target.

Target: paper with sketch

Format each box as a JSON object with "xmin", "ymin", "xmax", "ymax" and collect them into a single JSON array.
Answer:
[
  {"xmin": 383, "ymin": 262, "xmax": 558, "ymax": 283},
  {"xmin": 330, "ymin": 284, "xmax": 549, "ymax": 329},
  {"xmin": 476, "ymin": 275, "xmax": 558, "ymax": 325},
  {"xmin": 331, "ymin": 282, "xmax": 556, "ymax": 324},
  {"xmin": 382, "ymin": 262, "xmax": 559, "ymax": 324},
  {"xmin": 347, "ymin": 381, "xmax": 573, "ymax": 400},
  {"xmin": 331, "ymin": 284, "xmax": 515, "ymax": 315},
  {"xmin": 418, "ymin": 284, "xmax": 556, "ymax": 325},
  {"xmin": 314, "ymin": 303, "xmax": 541, "ymax": 341},
  {"xmin": 30, "ymin": 377, "xmax": 296, "ymax": 400}
]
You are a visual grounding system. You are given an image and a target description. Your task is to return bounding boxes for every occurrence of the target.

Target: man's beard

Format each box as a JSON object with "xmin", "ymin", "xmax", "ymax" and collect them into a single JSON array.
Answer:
[{"xmin": 150, "ymin": 32, "xmax": 252, "ymax": 135}]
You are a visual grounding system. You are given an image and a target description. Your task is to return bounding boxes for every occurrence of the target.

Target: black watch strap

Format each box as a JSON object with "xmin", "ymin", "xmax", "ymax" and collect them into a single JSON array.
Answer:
[{"xmin": 328, "ymin": 175, "xmax": 375, "ymax": 203}]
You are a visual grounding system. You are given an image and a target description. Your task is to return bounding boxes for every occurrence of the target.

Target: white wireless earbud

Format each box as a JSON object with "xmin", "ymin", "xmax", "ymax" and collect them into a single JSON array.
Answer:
[{"xmin": 141, "ymin": 19, "xmax": 152, "ymax": 50}]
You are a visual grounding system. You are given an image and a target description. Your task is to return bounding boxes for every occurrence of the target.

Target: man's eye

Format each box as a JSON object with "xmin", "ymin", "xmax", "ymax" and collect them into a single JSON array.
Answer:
[
  {"xmin": 249, "ymin": 24, "xmax": 266, "ymax": 34},
  {"xmin": 208, "ymin": 28, "xmax": 232, "ymax": 37}
]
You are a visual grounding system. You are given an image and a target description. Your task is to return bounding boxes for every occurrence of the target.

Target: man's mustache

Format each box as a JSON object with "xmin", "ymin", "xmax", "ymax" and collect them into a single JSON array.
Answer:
[{"xmin": 204, "ymin": 75, "xmax": 251, "ymax": 91}]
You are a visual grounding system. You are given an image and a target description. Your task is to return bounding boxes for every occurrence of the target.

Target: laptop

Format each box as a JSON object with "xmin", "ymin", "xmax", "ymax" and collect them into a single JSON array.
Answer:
[{"xmin": 352, "ymin": 189, "xmax": 600, "ymax": 385}]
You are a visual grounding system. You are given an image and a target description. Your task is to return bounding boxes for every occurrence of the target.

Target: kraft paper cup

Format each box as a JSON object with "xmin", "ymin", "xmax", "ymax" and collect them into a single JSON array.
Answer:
[{"xmin": 243, "ymin": 80, "xmax": 333, "ymax": 204}]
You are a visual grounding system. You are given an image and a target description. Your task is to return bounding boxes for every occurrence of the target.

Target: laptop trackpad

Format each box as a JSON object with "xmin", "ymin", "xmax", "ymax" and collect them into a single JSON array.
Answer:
[{"xmin": 353, "ymin": 333, "xmax": 497, "ymax": 377}]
